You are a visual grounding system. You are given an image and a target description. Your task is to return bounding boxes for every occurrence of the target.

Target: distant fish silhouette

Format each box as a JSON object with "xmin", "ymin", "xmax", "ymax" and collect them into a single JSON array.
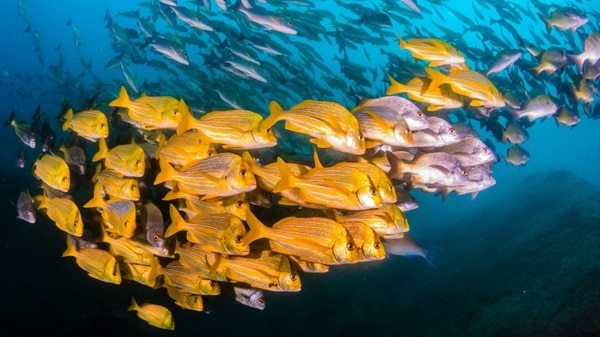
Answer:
[{"xmin": 382, "ymin": 234, "xmax": 437, "ymax": 268}]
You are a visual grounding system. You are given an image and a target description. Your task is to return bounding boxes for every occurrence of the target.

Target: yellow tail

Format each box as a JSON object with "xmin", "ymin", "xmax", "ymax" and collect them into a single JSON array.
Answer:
[
  {"xmin": 109, "ymin": 86, "xmax": 131, "ymax": 108},
  {"xmin": 61, "ymin": 108, "xmax": 74, "ymax": 131}
]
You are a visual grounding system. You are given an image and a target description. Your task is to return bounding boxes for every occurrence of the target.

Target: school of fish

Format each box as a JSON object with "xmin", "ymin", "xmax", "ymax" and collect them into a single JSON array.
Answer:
[{"xmin": 6, "ymin": 0, "xmax": 600, "ymax": 330}]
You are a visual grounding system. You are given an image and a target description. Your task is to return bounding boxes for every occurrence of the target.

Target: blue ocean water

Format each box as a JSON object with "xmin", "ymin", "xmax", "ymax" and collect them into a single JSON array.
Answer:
[{"xmin": 1, "ymin": 0, "xmax": 599, "ymax": 336}]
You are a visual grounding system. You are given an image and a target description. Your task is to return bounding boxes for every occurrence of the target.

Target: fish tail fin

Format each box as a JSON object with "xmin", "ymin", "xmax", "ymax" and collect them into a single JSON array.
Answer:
[
  {"xmin": 397, "ymin": 34, "xmax": 408, "ymax": 50},
  {"xmin": 501, "ymin": 127, "xmax": 508, "ymax": 144},
  {"xmin": 37, "ymin": 192, "xmax": 48, "ymax": 210},
  {"xmin": 83, "ymin": 183, "xmax": 105, "ymax": 209},
  {"xmin": 127, "ymin": 297, "xmax": 139, "ymax": 312},
  {"xmin": 262, "ymin": 100, "xmax": 286, "ymax": 131},
  {"xmin": 568, "ymin": 54, "xmax": 585, "ymax": 74},
  {"xmin": 272, "ymin": 157, "xmax": 299, "ymax": 193},
  {"xmin": 148, "ymin": 257, "xmax": 162, "ymax": 289},
  {"xmin": 4, "ymin": 110, "xmax": 15, "ymax": 126},
  {"xmin": 155, "ymin": 132, "xmax": 166, "ymax": 159},
  {"xmin": 176, "ymin": 99, "xmax": 195, "ymax": 136},
  {"xmin": 386, "ymin": 74, "xmax": 406, "ymax": 95},
  {"xmin": 424, "ymin": 67, "xmax": 446, "ymax": 93},
  {"xmin": 424, "ymin": 247, "xmax": 438, "ymax": 269},
  {"xmin": 61, "ymin": 108, "xmax": 73, "ymax": 131},
  {"xmin": 61, "ymin": 234, "xmax": 78, "ymax": 258},
  {"xmin": 154, "ymin": 157, "xmax": 176, "ymax": 185},
  {"xmin": 385, "ymin": 151, "xmax": 407, "ymax": 180},
  {"xmin": 537, "ymin": 13, "xmax": 552, "ymax": 34},
  {"xmin": 91, "ymin": 137, "xmax": 108, "ymax": 162},
  {"xmin": 165, "ymin": 204, "xmax": 186, "ymax": 238},
  {"xmin": 109, "ymin": 86, "xmax": 131, "ymax": 108},
  {"xmin": 312, "ymin": 147, "xmax": 324, "ymax": 169},
  {"xmin": 242, "ymin": 209, "xmax": 268, "ymax": 246},
  {"xmin": 91, "ymin": 163, "xmax": 103, "ymax": 183}
]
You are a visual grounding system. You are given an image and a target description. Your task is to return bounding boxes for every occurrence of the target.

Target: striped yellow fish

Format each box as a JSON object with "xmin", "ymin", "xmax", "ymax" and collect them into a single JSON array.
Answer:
[
  {"xmin": 166, "ymin": 204, "xmax": 250, "ymax": 255},
  {"xmin": 62, "ymin": 235, "xmax": 121, "ymax": 284},
  {"xmin": 37, "ymin": 193, "xmax": 83, "ymax": 237},
  {"xmin": 387, "ymin": 75, "xmax": 464, "ymax": 111},
  {"xmin": 109, "ymin": 86, "xmax": 182, "ymax": 130},
  {"xmin": 128, "ymin": 297, "xmax": 174, "ymax": 330},
  {"xmin": 177, "ymin": 105, "xmax": 279, "ymax": 149},
  {"xmin": 340, "ymin": 221, "xmax": 386, "ymax": 262},
  {"xmin": 165, "ymin": 284, "xmax": 205, "ymax": 312},
  {"xmin": 244, "ymin": 210, "xmax": 359, "ymax": 265},
  {"xmin": 93, "ymin": 139, "xmax": 146, "ymax": 177},
  {"xmin": 399, "ymin": 36, "xmax": 467, "ymax": 68},
  {"xmin": 269, "ymin": 100, "xmax": 366, "ymax": 155},
  {"xmin": 161, "ymin": 261, "xmax": 221, "ymax": 296},
  {"xmin": 425, "ymin": 68, "xmax": 505, "ymax": 109},
  {"xmin": 119, "ymin": 256, "xmax": 161, "ymax": 288},
  {"xmin": 179, "ymin": 193, "xmax": 250, "ymax": 221},
  {"xmin": 154, "ymin": 152, "xmax": 256, "ymax": 199},
  {"xmin": 32, "ymin": 153, "xmax": 71, "ymax": 193},
  {"xmin": 156, "ymin": 130, "xmax": 216, "ymax": 168},
  {"xmin": 93, "ymin": 166, "xmax": 140, "ymax": 201},
  {"xmin": 61, "ymin": 108, "xmax": 109, "ymax": 141},
  {"xmin": 336, "ymin": 203, "xmax": 410, "ymax": 239},
  {"xmin": 84, "ymin": 184, "xmax": 137, "ymax": 238}
]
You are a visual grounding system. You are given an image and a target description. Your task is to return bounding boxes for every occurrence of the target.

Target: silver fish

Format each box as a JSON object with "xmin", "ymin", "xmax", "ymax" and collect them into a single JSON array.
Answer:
[
  {"xmin": 440, "ymin": 136, "xmax": 497, "ymax": 167},
  {"xmin": 225, "ymin": 284, "xmax": 266, "ymax": 310},
  {"xmin": 15, "ymin": 190, "xmax": 36, "ymax": 224},
  {"xmin": 382, "ymin": 234, "xmax": 436, "ymax": 268},
  {"xmin": 512, "ymin": 95, "xmax": 558, "ymax": 122},
  {"xmin": 140, "ymin": 200, "xmax": 166, "ymax": 252},
  {"xmin": 505, "ymin": 145, "xmax": 530, "ymax": 167}
]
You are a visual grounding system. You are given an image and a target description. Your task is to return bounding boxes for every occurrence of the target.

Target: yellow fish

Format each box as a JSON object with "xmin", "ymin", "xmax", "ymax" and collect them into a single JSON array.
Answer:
[
  {"xmin": 165, "ymin": 284, "xmax": 205, "ymax": 312},
  {"xmin": 84, "ymin": 184, "xmax": 137, "ymax": 238},
  {"xmin": 340, "ymin": 221, "xmax": 386, "ymax": 262},
  {"xmin": 32, "ymin": 153, "xmax": 71, "ymax": 192},
  {"xmin": 119, "ymin": 257, "xmax": 161, "ymax": 289},
  {"xmin": 93, "ymin": 166, "xmax": 140, "ymax": 201},
  {"xmin": 175, "ymin": 241, "xmax": 218, "ymax": 278},
  {"xmin": 128, "ymin": 297, "xmax": 175, "ymax": 330},
  {"xmin": 93, "ymin": 139, "xmax": 146, "ymax": 177},
  {"xmin": 208, "ymin": 249, "xmax": 301, "ymax": 292},
  {"xmin": 425, "ymin": 68, "xmax": 505, "ymax": 109},
  {"xmin": 179, "ymin": 193, "xmax": 250, "ymax": 221},
  {"xmin": 177, "ymin": 104, "xmax": 279, "ymax": 149},
  {"xmin": 154, "ymin": 152, "xmax": 256, "ymax": 199},
  {"xmin": 38, "ymin": 193, "xmax": 83, "ymax": 237},
  {"xmin": 166, "ymin": 204, "xmax": 250, "ymax": 255},
  {"xmin": 336, "ymin": 203, "xmax": 410, "ymax": 239},
  {"xmin": 399, "ymin": 36, "xmax": 467, "ymax": 68},
  {"xmin": 269, "ymin": 100, "xmax": 366, "ymax": 155},
  {"xmin": 109, "ymin": 86, "xmax": 183, "ymax": 130},
  {"xmin": 61, "ymin": 108, "xmax": 109, "ymax": 141},
  {"xmin": 161, "ymin": 261, "xmax": 221, "ymax": 296},
  {"xmin": 62, "ymin": 234, "xmax": 122, "ymax": 284},
  {"xmin": 386, "ymin": 75, "xmax": 464, "ymax": 111},
  {"xmin": 244, "ymin": 210, "xmax": 359, "ymax": 265},
  {"xmin": 156, "ymin": 130, "xmax": 216, "ymax": 168},
  {"xmin": 288, "ymin": 255, "xmax": 330, "ymax": 273},
  {"xmin": 273, "ymin": 157, "xmax": 382, "ymax": 210}
]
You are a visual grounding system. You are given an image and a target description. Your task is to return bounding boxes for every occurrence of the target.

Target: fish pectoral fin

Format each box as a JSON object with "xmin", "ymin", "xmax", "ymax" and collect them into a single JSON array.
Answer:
[{"xmin": 309, "ymin": 138, "xmax": 332, "ymax": 148}]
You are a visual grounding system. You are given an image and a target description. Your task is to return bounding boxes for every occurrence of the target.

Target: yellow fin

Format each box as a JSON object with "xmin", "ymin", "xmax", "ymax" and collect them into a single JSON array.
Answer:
[
  {"xmin": 312, "ymin": 147, "xmax": 323, "ymax": 169},
  {"xmin": 92, "ymin": 137, "xmax": 108, "ymax": 162},
  {"xmin": 242, "ymin": 209, "xmax": 268, "ymax": 246},
  {"xmin": 61, "ymin": 109, "xmax": 73, "ymax": 132},
  {"xmin": 272, "ymin": 157, "xmax": 299, "ymax": 193},
  {"xmin": 109, "ymin": 86, "xmax": 131, "ymax": 108}
]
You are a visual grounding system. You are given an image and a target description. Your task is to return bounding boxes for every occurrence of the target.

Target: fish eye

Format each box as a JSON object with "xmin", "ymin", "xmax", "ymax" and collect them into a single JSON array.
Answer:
[
  {"xmin": 370, "ymin": 188, "xmax": 377, "ymax": 196},
  {"xmin": 290, "ymin": 273, "xmax": 297, "ymax": 281},
  {"xmin": 347, "ymin": 243, "xmax": 355, "ymax": 251},
  {"xmin": 461, "ymin": 169, "xmax": 467, "ymax": 176},
  {"xmin": 26, "ymin": 210, "xmax": 32, "ymax": 216},
  {"xmin": 135, "ymin": 160, "xmax": 141, "ymax": 167},
  {"xmin": 266, "ymin": 128, "xmax": 271, "ymax": 133},
  {"xmin": 484, "ymin": 147, "xmax": 490, "ymax": 153},
  {"xmin": 449, "ymin": 128, "xmax": 456, "ymax": 134},
  {"xmin": 153, "ymin": 234, "xmax": 160, "ymax": 242},
  {"xmin": 73, "ymin": 219, "xmax": 78, "ymax": 227},
  {"xmin": 124, "ymin": 220, "xmax": 129, "ymax": 227},
  {"xmin": 258, "ymin": 298, "xmax": 265, "ymax": 304},
  {"xmin": 374, "ymin": 242, "xmax": 381, "ymax": 249},
  {"xmin": 173, "ymin": 109, "xmax": 179, "ymax": 115},
  {"xmin": 209, "ymin": 280, "xmax": 215, "ymax": 286},
  {"xmin": 207, "ymin": 151, "xmax": 214, "ymax": 157},
  {"xmin": 262, "ymin": 192, "xmax": 270, "ymax": 198},
  {"xmin": 61, "ymin": 176, "xmax": 68, "ymax": 183},
  {"xmin": 358, "ymin": 134, "xmax": 364, "ymax": 140},
  {"xmin": 193, "ymin": 297, "xmax": 199, "ymax": 303},
  {"xmin": 235, "ymin": 235, "xmax": 243, "ymax": 243},
  {"xmin": 417, "ymin": 112, "xmax": 424, "ymax": 118},
  {"xmin": 100, "ymin": 123, "xmax": 105, "ymax": 129},
  {"xmin": 239, "ymin": 169, "xmax": 247, "ymax": 177},
  {"xmin": 236, "ymin": 201, "xmax": 244, "ymax": 208},
  {"xmin": 130, "ymin": 185, "xmax": 136, "ymax": 191}
]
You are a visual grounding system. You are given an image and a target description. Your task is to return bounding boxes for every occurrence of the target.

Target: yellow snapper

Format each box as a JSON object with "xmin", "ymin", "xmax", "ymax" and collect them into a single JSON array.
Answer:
[
  {"xmin": 32, "ymin": 153, "xmax": 71, "ymax": 192},
  {"xmin": 37, "ymin": 193, "xmax": 83, "ymax": 237},
  {"xmin": 208, "ymin": 249, "xmax": 301, "ymax": 292},
  {"xmin": 156, "ymin": 130, "xmax": 216, "ymax": 168},
  {"xmin": 109, "ymin": 86, "xmax": 183, "ymax": 130},
  {"xmin": 154, "ymin": 152, "xmax": 256, "ymax": 199},
  {"xmin": 161, "ymin": 261, "xmax": 221, "ymax": 296},
  {"xmin": 244, "ymin": 210, "xmax": 359, "ymax": 265},
  {"xmin": 119, "ymin": 257, "xmax": 161, "ymax": 289},
  {"xmin": 337, "ymin": 203, "xmax": 410, "ymax": 239},
  {"xmin": 179, "ymin": 193, "xmax": 250, "ymax": 221},
  {"xmin": 165, "ymin": 285, "xmax": 205, "ymax": 312},
  {"xmin": 61, "ymin": 108, "xmax": 109, "ymax": 142},
  {"xmin": 269, "ymin": 100, "xmax": 366, "ymax": 155},
  {"xmin": 128, "ymin": 297, "xmax": 175, "ymax": 330},
  {"xmin": 93, "ymin": 166, "xmax": 140, "ymax": 201},
  {"xmin": 98, "ymin": 223, "xmax": 155, "ymax": 265},
  {"xmin": 399, "ymin": 36, "xmax": 467, "ymax": 68},
  {"xmin": 93, "ymin": 139, "xmax": 146, "ymax": 177},
  {"xmin": 177, "ymin": 104, "xmax": 279, "ymax": 149},
  {"xmin": 62, "ymin": 234, "xmax": 121, "ymax": 284},
  {"xmin": 175, "ymin": 241, "xmax": 218, "ymax": 278},
  {"xmin": 166, "ymin": 204, "xmax": 250, "ymax": 255},
  {"xmin": 425, "ymin": 67, "xmax": 505, "ymax": 109},
  {"xmin": 340, "ymin": 221, "xmax": 386, "ymax": 262},
  {"xmin": 273, "ymin": 157, "xmax": 382, "ymax": 210},
  {"xmin": 386, "ymin": 75, "xmax": 464, "ymax": 111},
  {"xmin": 84, "ymin": 184, "xmax": 137, "ymax": 238}
]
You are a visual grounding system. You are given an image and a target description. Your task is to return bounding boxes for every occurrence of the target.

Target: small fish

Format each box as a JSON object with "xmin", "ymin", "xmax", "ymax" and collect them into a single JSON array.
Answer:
[
  {"xmin": 109, "ymin": 86, "xmax": 183, "ymax": 130},
  {"xmin": 538, "ymin": 7, "xmax": 588, "ymax": 34},
  {"xmin": 399, "ymin": 36, "xmax": 466, "ymax": 68},
  {"xmin": 336, "ymin": 203, "xmax": 409, "ymax": 239},
  {"xmin": 501, "ymin": 121, "xmax": 529, "ymax": 144},
  {"xmin": 165, "ymin": 285, "xmax": 206, "ymax": 312},
  {"xmin": 59, "ymin": 144, "xmax": 87, "ymax": 175},
  {"xmin": 32, "ymin": 153, "xmax": 71, "ymax": 193},
  {"xmin": 222, "ymin": 284, "xmax": 266, "ymax": 310},
  {"xmin": 156, "ymin": 130, "xmax": 216, "ymax": 168},
  {"xmin": 128, "ymin": 297, "xmax": 174, "ymax": 330},
  {"xmin": 161, "ymin": 261, "xmax": 221, "ymax": 296},
  {"xmin": 382, "ymin": 234, "xmax": 437, "ymax": 268},
  {"xmin": 268, "ymin": 100, "xmax": 366, "ymax": 155},
  {"xmin": 61, "ymin": 109, "xmax": 109, "ymax": 142},
  {"xmin": 166, "ymin": 204, "xmax": 250, "ymax": 255},
  {"xmin": 504, "ymin": 144, "xmax": 530, "ymax": 167},
  {"xmin": 62, "ymin": 234, "xmax": 122, "ymax": 284},
  {"xmin": 485, "ymin": 49, "xmax": 522, "ymax": 76},
  {"xmin": 4, "ymin": 111, "xmax": 36, "ymax": 149},
  {"xmin": 387, "ymin": 151, "xmax": 469, "ymax": 187},
  {"xmin": 439, "ymin": 136, "xmax": 497, "ymax": 167},
  {"xmin": 84, "ymin": 184, "xmax": 137, "ymax": 238},
  {"xmin": 120, "ymin": 257, "xmax": 161, "ymax": 289},
  {"xmin": 511, "ymin": 94, "xmax": 558, "ymax": 122},
  {"xmin": 15, "ymin": 190, "xmax": 36, "ymax": 224},
  {"xmin": 93, "ymin": 166, "xmax": 140, "ymax": 201},
  {"xmin": 16, "ymin": 147, "xmax": 26, "ymax": 168},
  {"xmin": 93, "ymin": 139, "xmax": 146, "ymax": 177},
  {"xmin": 140, "ymin": 200, "xmax": 166, "ymax": 252},
  {"xmin": 554, "ymin": 106, "xmax": 581, "ymax": 127}
]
